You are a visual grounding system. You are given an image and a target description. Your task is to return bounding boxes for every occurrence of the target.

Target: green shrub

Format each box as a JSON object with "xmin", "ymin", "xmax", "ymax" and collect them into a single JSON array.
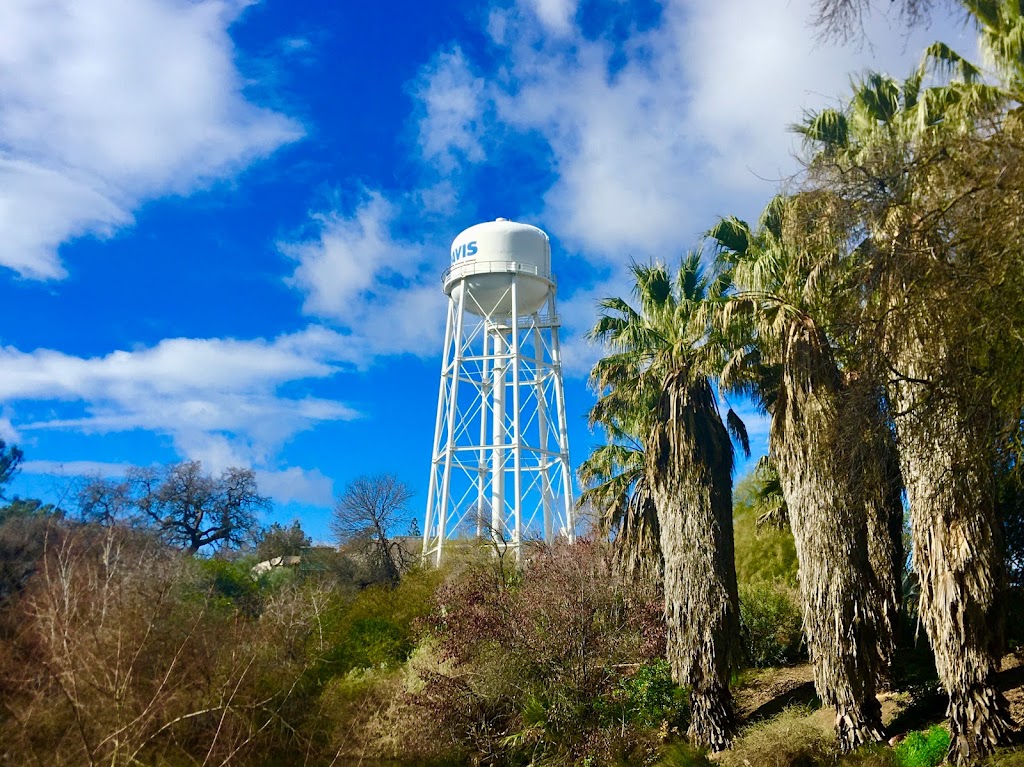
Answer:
[
  {"xmin": 344, "ymin": 616, "xmax": 409, "ymax": 668},
  {"xmin": 617, "ymin": 659, "xmax": 689, "ymax": 728},
  {"xmin": 307, "ymin": 566, "xmax": 444, "ymax": 684},
  {"xmin": 739, "ymin": 582, "xmax": 805, "ymax": 667},
  {"xmin": 893, "ymin": 726, "xmax": 950, "ymax": 767},
  {"xmin": 192, "ymin": 556, "xmax": 263, "ymax": 615},
  {"xmin": 838, "ymin": 745, "xmax": 899, "ymax": 766}
]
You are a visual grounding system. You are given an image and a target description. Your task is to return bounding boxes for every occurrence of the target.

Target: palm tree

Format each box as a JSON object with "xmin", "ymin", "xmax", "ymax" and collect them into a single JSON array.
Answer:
[
  {"xmin": 709, "ymin": 197, "xmax": 902, "ymax": 750},
  {"xmin": 748, "ymin": 455, "xmax": 787, "ymax": 528},
  {"xmin": 963, "ymin": 0, "xmax": 1024, "ymax": 92},
  {"xmin": 587, "ymin": 253, "xmax": 743, "ymax": 751},
  {"xmin": 577, "ymin": 417, "xmax": 661, "ymax": 590},
  {"xmin": 796, "ymin": 57, "xmax": 1019, "ymax": 761}
]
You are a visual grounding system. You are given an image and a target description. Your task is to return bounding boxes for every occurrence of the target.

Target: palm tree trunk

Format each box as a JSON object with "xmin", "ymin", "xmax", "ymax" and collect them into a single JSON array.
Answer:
[
  {"xmin": 773, "ymin": 321, "xmax": 887, "ymax": 751},
  {"xmin": 890, "ymin": 334, "xmax": 1013, "ymax": 764},
  {"xmin": 647, "ymin": 374, "xmax": 739, "ymax": 752},
  {"xmin": 848, "ymin": 382, "xmax": 905, "ymax": 673}
]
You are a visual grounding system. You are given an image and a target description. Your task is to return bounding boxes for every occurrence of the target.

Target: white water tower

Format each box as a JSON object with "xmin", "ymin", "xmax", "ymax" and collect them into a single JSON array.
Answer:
[{"xmin": 423, "ymin": 218, "xmax": 575, "ymax": 564}]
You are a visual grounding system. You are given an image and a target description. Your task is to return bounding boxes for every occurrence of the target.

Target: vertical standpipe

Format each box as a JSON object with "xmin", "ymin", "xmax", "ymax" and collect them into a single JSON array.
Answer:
[{"xmin": 423, "ymin": 219, "xmax": 574, "ymax": 564}]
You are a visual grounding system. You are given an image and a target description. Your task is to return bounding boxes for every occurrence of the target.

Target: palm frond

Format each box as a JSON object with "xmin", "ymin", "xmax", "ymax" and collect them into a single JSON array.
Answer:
[
  {"xmin": 726, "ymin": 408, "xmax": 750, "ymax": 458},
  {"xmin": 707, "ymin": 217, "xmax": 751, "ymax": 258},
  {"xmin": 921, "ymin": 41, "xmax": 983, "ymax": 84},
  {"xmin": 791, "ymin": 108, "xmax": 849, "ymax": 150}
]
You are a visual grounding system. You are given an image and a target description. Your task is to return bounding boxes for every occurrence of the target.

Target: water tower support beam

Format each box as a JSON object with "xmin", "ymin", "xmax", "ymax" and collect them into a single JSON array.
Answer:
[
  {"xmin": 550, "ymin": 304, "xmax": 575, "ymax": 541},
  {"xmin": 435, "ymin": 286, "xmax": 467, "ymax": 565},
  {"xmin": 491, "ymin": 330, "xmax": 505, "ymax": 540},
  {"xmin": 476, "ymin": 328, "xmax": 490, "ymax": 539},
  {"xmin": 423, "ymin": 296, "xmax": 456, "ymax": 558},
  {"xmin": 510, "ymin": 278, "xmax": 523, "ymax": 561},
  {"xmin": 535, "ymin": 324, "xmax": 553, "ymax": 543}
]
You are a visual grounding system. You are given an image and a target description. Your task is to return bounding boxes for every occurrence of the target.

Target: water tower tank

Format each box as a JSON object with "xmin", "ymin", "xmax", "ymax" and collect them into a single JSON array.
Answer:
[{"xmin": 444, "ymin": 218, "xmax": 553, "ymax": 317}]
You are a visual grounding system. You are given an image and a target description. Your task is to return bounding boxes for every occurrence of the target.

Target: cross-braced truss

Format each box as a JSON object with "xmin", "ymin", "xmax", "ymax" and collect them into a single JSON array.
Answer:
[{"xmin": 423, "ymin": 275, "xmax": 574, "ymax": 564}]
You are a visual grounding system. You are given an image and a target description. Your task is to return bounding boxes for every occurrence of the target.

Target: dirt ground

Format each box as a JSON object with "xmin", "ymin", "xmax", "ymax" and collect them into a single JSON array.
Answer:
[{"xmin": 733, "ymin": 652, "xmax": 1024, "ymax": 737}]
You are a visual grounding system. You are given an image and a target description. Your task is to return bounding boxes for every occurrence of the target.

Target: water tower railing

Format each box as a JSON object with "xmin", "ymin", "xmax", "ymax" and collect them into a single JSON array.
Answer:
[{"xmin": 441, "ymin": 260, "xmax": 556, "ymax": 287}]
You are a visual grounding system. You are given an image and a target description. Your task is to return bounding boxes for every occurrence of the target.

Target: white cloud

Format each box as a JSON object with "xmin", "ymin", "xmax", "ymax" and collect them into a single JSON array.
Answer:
[
  {"xmin": 524, "ymin": 0, "xmax": 578, "ymax": 34},
  {"xmin": 0, "ymin": 415, "xmax": 21, "ymax": 444},
  {"xmin": 0, "ymin": 0, "xmax": 302, "ymax": 279},
  {"xmin": 416, "ymin": 0, "xmax": 975, "ymax": 261},
  {"xmin": 676, "ymin": 0, "xmax": 979, "ymax": 196},
  {"xmin": 407, "ymin": 0, "xmax": 977, "ymax": 383},
  {"xmin": 257, "ymin": 466, "xmax": 335, "ymax": 507},
  {"xmin": 284, "ymin": 193, "xmax": 404, "ymax": 321},
  {"xmin": 282, "ymin": 192, "xmax": 449, "ymax": 359},
  {"xmin": 0, "ymin": 327, "xmax": 362, "ymax": 473},
  {"xmin": 414, "ymin": 47, "xmax": 488, "ymax": 175}
]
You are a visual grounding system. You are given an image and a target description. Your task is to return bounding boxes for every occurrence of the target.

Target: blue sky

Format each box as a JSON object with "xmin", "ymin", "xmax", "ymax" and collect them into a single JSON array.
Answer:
[{"xmin": 0, "ymin": 0, "xmax": 976, "ymax": 542}]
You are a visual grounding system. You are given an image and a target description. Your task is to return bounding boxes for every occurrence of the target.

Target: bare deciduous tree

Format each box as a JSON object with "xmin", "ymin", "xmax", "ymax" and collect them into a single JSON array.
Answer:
[
  {"xmin": 76, "ymin": 462, "xmax": 269, "ymax": 554},
  {"xmin": 331, "ymin": 474, "xmax": 414, "ymax": 584},
  {"xmin": 77, "ymin": 477, "xmax": 133, "ymax": 526}
]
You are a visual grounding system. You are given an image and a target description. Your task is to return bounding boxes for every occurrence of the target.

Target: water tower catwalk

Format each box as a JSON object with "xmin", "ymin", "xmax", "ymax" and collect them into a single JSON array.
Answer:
[{"xmin": 423, "ymin": 218, "xmax": 574, "ymax": 564}]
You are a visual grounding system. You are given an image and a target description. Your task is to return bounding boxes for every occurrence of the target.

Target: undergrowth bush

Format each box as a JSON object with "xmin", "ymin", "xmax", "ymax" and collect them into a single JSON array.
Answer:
[
  {"xmin": 739, "ymin": 582, "xmax": 805, "ymax": 667},
  {"xmin": 409, "ymin": 539, "xmax": 673, "ymax": 766},
  {"xmin": 616, "ymin": 658, "xmax": 690, "ymax": 728},
  {"xmin": 893, "ymin": 726, "xmax": 949, "ymax": 767},
  {"xmin": 656, "ymin": 741, "xmax": 715, "ymax": 766}
]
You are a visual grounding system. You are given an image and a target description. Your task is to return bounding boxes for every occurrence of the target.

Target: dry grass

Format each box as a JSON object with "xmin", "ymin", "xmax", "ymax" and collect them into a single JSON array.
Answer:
[{"xmin": 719, "ymin": 706, "xmax": 839, "ymax": 767}]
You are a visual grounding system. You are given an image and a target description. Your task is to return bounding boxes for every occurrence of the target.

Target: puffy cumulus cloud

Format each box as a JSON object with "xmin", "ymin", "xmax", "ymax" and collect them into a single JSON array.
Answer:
[
  {"xmin": 0, "ymin": 0, "xmax": 302, "ymax": 279},
  {"xmin": 406, "ymin": 0, "xmax": 974, "ymax": 382},
  {"xmin": 415, "ymin": 0, "xmax": 973, "ymax": 261},
  {"xmin": 675, "ymin": 0, "xmax": 977, "ymax": 195},
  {"xmin": 523, "ymin": 0, "xmax": 578, "ymax": 34},
  {"xmin": 256, "ymin": 466, "xmax": 335, "ymax": 507},
  {"xmin": 0, "ymin": 327, "xmax": 362, "ymax": 486},
  {"xmin": 282, "ymin": 192, "xmax": 449, "ymax": 359},
  {"xmin": 0, "ymin": 327, "xmax": 355, "ymax": 402},
  {"xmin": 414, "ymin": 47, "xmax": 488, "ymax": 176}
]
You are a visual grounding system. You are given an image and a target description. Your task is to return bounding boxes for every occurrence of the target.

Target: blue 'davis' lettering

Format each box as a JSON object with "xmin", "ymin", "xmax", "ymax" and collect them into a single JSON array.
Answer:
[{"xmin": 450, "ymin": 240, "xmax": 478, "ymax": 263}]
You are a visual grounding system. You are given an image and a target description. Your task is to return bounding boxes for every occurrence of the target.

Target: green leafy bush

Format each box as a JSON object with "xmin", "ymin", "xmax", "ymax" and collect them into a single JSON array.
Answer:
[
  {"xmin": 739, "ymin": 582, "xmax": 804, "ymax": 667},
  {"xmin": 343, "ymin": 616, "xmax": 409, "ymax": 668},
  {"xmin": 192, "ymin": 555, "xmax": 263, "ymax": 614},
  {"xmin": 617, "ymin": 658, "xmax": 689, "ymax": 728},
  {"xmin": 983, "ymin": 747, "xmax": 1024, "ymax": 765},
  {"xmin": 893, "ymin": 726, "xmax": 950, "ymax": 767}
]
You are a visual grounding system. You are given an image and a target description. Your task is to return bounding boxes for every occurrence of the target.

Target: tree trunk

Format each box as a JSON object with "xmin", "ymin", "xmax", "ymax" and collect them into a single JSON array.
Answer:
[
  {"xmin": 847, "ymin": 381, "xmax": 905, "ymax": 674},
  {"xmin": 772, "ymin": 320, "xmax": 887, "ymax": 751},
  {"xmin": 890, "ymin": 334, "xmax": 1013, "ymax": 764},
  {"xmin": 647, "ymin": 374, "xmax": 739, "ymax": 752}
]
